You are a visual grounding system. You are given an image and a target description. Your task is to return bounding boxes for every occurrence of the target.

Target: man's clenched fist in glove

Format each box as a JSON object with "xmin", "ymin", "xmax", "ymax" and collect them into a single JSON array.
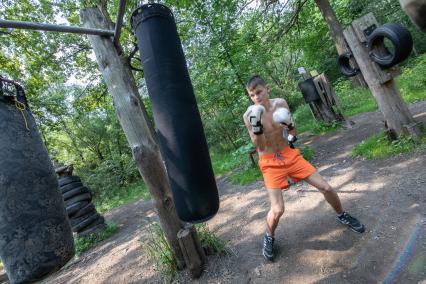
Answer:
[{"xmin": 246, "ymin": 105, "xmax": 266, "ymax": 135}]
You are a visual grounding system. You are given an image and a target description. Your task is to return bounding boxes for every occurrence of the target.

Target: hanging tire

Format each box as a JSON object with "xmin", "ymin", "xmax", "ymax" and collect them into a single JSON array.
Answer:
[
  {"xmin": 66, "ymin": 200, "xmax": 90, "ymax": 216},
  {"xmin": 64, "ymin": 193, "xmax": 92, "ymax": 207},
  {"xmin": 337, "ymin": 53, "xmax": 359, "ymax": 77},
  {"xmin": 60, "ymin": 181, "xmax": 84, "ymax": 194},
  {"xmin": 368, "ymin": 23, "xmax": 413, "ymax": 68},
  {"xmin": 77, "ymin": 222, "xmax": 106, "ymax": 238},
  {"xmin": 71, "ymin": 203, "xmax": 96, "ymax": 219},
  {"xmin": 63, "ymin": 186, "xmax": 89, "ymax": 201},
  {"xmin": 72, "ymin": 213, "xmax": 102, "ymax": 233},
  {"xmin": 58, "ymin": 176, "xmax": 81, "ymax": 187}
]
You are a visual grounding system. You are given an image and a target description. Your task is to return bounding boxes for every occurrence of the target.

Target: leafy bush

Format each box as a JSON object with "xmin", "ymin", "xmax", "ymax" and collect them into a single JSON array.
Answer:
[
  {"xmin": 74, "ymin": 222, "xmax": 119, "ymax": 256},
  {"xmin": 94, "ymin": 180, "xmax": 150, "ymax": 214},
  {"xmin": 77, "ymin": 154, "xmax": 140, "ymax": 198}
]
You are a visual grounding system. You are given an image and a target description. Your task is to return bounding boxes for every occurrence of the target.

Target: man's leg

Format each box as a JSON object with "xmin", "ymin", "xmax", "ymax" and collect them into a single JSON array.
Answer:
[
  {"xmin": 263, "ymin": 188, "xmax": 284, "ymax": 261},
  {"xmin": 266, "ymin": 188, "xmax": 285, "ymax": 235},
  {"xmin": 304, "ymin": 172, "xmax": 343, "ymax": 214},
  {"xmin": 304, "ymin": 172, "xmax": 365, "ymax": 233}
]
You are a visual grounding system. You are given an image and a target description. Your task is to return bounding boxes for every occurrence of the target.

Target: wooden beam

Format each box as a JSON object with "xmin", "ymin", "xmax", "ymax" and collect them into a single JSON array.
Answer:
[{"xmin": 343, "ymin": 16, "xmax": 420, "ymax": 137}]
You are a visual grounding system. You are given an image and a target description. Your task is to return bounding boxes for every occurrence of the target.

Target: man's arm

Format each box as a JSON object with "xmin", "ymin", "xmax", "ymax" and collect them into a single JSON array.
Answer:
[
  {"xmin": 243, "ymin": 109, "xmax": 267, "ymax": 151},
  {"xmin": 275, "ymin": 99, "xmax": 297, "ymax": 137}
]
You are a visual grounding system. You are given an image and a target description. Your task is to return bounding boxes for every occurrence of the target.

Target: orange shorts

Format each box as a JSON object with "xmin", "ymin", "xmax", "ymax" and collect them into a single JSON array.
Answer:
[{"xmin": 258, "ymin": 146, "xmax": 316, "ymax": 190}]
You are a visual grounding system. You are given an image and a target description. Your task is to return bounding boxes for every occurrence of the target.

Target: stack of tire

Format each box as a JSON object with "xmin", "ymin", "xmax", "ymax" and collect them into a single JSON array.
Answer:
[{"xmin": 58, "ymin": 175, "xmax": 106, "ymax": 237}]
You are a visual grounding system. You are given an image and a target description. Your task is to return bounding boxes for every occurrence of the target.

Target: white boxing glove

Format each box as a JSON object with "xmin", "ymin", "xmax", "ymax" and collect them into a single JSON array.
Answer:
[
  {"xmin": 272, "ymin": 107, "xmax": 295, "ymax": 130},
  {"xmin": 246, "ymin": 105, "xmax": 265, "ymax": 135}
]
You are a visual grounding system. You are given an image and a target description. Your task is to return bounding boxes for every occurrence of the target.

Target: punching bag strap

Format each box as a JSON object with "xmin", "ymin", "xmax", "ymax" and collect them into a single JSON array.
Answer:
[{"xmin": 14, "ymin": 99, "xmax": 29, "ymax": 131}]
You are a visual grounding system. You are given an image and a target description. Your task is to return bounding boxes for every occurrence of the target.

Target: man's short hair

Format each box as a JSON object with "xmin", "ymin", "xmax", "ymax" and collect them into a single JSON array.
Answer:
[{"xmin": 246, "ymin": 75, "xmax": 266, "ymax": 90}]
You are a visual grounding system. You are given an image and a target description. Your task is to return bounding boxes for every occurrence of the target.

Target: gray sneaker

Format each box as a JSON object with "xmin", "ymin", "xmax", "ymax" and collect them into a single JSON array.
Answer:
[
  {"xmin": 262, "ymin": 234, "xmax": 275, "ymax": 261},
  {"xmin": 338, "ymin": 212, "xmax": 365, "ymax": 233}
]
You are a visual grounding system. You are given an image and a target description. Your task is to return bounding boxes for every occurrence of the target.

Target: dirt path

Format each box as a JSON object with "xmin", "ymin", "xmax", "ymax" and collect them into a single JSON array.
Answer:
[{"xmin": 37, "ymin": 101, "xmax": 426, "ymax": 283}]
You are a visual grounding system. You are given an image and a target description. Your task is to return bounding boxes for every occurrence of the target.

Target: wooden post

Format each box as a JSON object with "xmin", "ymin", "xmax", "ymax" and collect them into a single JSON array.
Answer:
[
  {"xmin": 343, "ymin": 14, "xmax": 422, "ymax": 138},
  {"xmin": 299, "ymin": 68, "xmax": 348, "ymax": 124},
  {"xmin": 80, "ymin": 7, "xmax": 192, "ymax": 270},
  {"xmin": 177, "ymin": 224, "xmax": 206, "ymax": 278}
]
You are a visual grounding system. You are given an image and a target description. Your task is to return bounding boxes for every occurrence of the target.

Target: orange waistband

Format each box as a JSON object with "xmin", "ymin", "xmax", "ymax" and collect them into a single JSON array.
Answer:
[{"xmin": 259, "ymin": 146, "xmax": 291, "ymax": 160}]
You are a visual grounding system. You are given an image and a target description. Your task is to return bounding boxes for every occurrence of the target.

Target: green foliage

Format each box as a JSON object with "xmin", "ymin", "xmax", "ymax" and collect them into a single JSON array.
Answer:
[
  {"xmin": 211, "ymin": 142, "xmax": 262, "ymax": 185},
  {"xmin": 231, "ymin": 166, "xmax": 263, "ymax": 185},
  {"xmin": 141, "ymin": 222, "xmax": 231, "ymax": 281},
  {"xmin": 352, "ymin": 131, "xmax": 426, "ymax": 160},
  {"xmin": 333, "ymin": 79, "xmax": 378, "ymax": 117},
  {"xmin": 300, "ymin": 146, "xmax": 315, "ymax": 162},
  {"xmin": 141, "ymin": 223, "xmax": 177, "ymax": 282},
  {"xmin": 74, "ymin": 222, "xmax": 119, "ymax": 256},
  {"xmin": 93, "ymin": 180, "xmax": 150, "ymax": 214},
  {"xmin": 397, "ymin": 53, "xmax": 426, "ymax": 102},
  {"xmin": 293, "ymin": 104, "xmax": 344, "ymax": 134},
  {"xmin": 195, "ymin": 224, "xmax": 232, "ymax": 256}
]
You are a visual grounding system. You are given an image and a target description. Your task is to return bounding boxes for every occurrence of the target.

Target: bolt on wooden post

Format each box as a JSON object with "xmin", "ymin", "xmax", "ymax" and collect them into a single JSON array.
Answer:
[{"xmin": 343, "ymin": 13, "xmax": 422, "ymax": 140}]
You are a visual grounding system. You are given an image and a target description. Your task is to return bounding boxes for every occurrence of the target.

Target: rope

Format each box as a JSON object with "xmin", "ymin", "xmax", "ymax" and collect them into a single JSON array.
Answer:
[{"xmin": 14, "ymin": 100, "xmax": 29, "ymax": 131}]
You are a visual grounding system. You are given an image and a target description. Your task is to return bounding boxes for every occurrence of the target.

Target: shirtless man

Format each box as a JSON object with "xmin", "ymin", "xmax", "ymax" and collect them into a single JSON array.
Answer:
[{"xmin": 243, "ymin": 75, "xmax": 365, "ymax": 261}]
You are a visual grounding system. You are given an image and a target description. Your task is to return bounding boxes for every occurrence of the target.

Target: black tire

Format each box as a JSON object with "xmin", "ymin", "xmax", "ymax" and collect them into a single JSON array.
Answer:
[
  {"xmin": 77, "ymin": 222, "xmax": 106, "ymax": 238},
  {"xmin": 72, "ymin": 213, "xmax": 101, "ymax": 233},
  {"xmin": 368, "ymin": 23, "xmax": 413, "ymax": 68},
  {"xmin": 66, "ymin": 200, "xmax": 90, "ymax": 216},
  {"xmin": 70, "ymin": 209, "xmax": 97, "ymax": 227},
  {"xmin": 63, "ymin": 186, "xmax": 89, "ymax": 201},
  {"xmin": 71, "ymin": 203, "xmax": 96, "ymax": 219},
  {"xmin": 60, "ymin": 181, "xmax": 84, "ymax": 194},
  {"xmin": 337, "ymin": 53, "xmax": 359, "ymax": 77},
  {"xmin": 58, "ymin": 176, "xmax": 81, "ymax": 187},
  {"xmin": 64, "ymin": 193, "xmax": 92, "ymax": 207}
]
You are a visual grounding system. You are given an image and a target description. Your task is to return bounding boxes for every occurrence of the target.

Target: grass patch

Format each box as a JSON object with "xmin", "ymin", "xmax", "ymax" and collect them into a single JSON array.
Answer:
[
  {"xmin": 195, "ymin": 224, "xmax": 232, "ymax": 256},
  {"xmin": 94, "ymin": 180, "xmax": 150, "ymax": 214},
  {"xmin": 141, "ymin": 223, "xmax": 177, "ymax": 281},
  {"xmin": 141, "ymin": 223, "xmax": 231, "ymax": 281},
  {"xmin": 352, "ymin": 130, "xmax": 426, "ymax": 160},
  {"xmin": 74, "ymin": 222, "xmax": 119, "ymax": 256}
]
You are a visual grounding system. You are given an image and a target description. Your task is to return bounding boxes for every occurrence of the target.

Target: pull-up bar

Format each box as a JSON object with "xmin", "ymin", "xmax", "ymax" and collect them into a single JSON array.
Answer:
[
  {"xmin": 0, "ymin": 19, "xmax": 114, "ymax": 36},
  {"xmin": 0, "ymin": 0, "xmax": 126, "ymax": 41}
]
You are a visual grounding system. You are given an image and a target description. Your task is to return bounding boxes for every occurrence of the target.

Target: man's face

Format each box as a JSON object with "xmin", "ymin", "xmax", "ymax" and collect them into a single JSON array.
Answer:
[{"xmin": 247, "ymin": 84, "xmax": 269, "ymax": 105}]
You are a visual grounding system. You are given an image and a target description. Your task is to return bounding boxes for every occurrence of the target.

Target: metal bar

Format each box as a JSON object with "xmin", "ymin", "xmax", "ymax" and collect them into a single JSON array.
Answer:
[
  {"xmin": 0, "ymin": 19, "xmax": 114, "ymax": 36},
  {"xmin": 113, "ymin": 0, "xmax": 126, "ymax": 46}
]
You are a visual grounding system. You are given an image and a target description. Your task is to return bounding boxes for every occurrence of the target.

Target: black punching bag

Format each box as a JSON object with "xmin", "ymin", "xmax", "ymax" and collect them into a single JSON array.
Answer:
[
  {"xmin": 131, "ymin": 3, "xmax": 219, "ymax": 223},
  {"xmin": 298, "ymin": 78, "xmax": 321, "ymax": 103},
  {"xmin": 0, "ymin": 78, "xmax": 75, "ymax": 283}
]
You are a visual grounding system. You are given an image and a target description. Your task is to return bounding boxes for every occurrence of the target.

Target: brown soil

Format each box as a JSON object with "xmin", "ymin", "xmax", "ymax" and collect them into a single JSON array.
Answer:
[{"xmin": 4, "ymin": 101, "xmax": 426, "ymax": 284}]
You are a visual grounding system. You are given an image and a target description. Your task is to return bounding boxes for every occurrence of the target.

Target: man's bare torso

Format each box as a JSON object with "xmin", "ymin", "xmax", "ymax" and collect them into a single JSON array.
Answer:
[{"xmin": 244, "ymin": 98, "xmax": 289, "ymax": 155}]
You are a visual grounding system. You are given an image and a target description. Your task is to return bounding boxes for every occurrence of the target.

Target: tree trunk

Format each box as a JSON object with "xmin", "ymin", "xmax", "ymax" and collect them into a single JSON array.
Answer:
[
  {"xmin": 80, "ymin": 7, "xmax": 187, "ymax": 269},
  {"xmin": 314, "ymin": 0, "xmax": 367, "ymax": 88}
]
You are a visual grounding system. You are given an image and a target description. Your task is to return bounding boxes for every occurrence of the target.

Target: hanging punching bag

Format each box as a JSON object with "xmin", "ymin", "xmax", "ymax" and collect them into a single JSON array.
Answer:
[
  {"xmin": 0, "ymin": 78, "xmax": 74, "ymax": 284},
  {"xmin": 131, "ymin": 3, "xmax": 219, "ymax": 223}
]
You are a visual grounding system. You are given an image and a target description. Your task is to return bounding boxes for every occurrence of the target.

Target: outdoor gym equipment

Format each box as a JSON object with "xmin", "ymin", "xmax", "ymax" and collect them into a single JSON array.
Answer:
[{"xmin": 131, "ymin": 3, "xmax": 219, "ymax": 223}]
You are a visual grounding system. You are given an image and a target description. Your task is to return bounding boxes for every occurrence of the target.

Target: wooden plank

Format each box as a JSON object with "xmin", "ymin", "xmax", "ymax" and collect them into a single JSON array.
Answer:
[{"xmin": 351, "ymin": 12, "xmax": 379, "ymax": 43}]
